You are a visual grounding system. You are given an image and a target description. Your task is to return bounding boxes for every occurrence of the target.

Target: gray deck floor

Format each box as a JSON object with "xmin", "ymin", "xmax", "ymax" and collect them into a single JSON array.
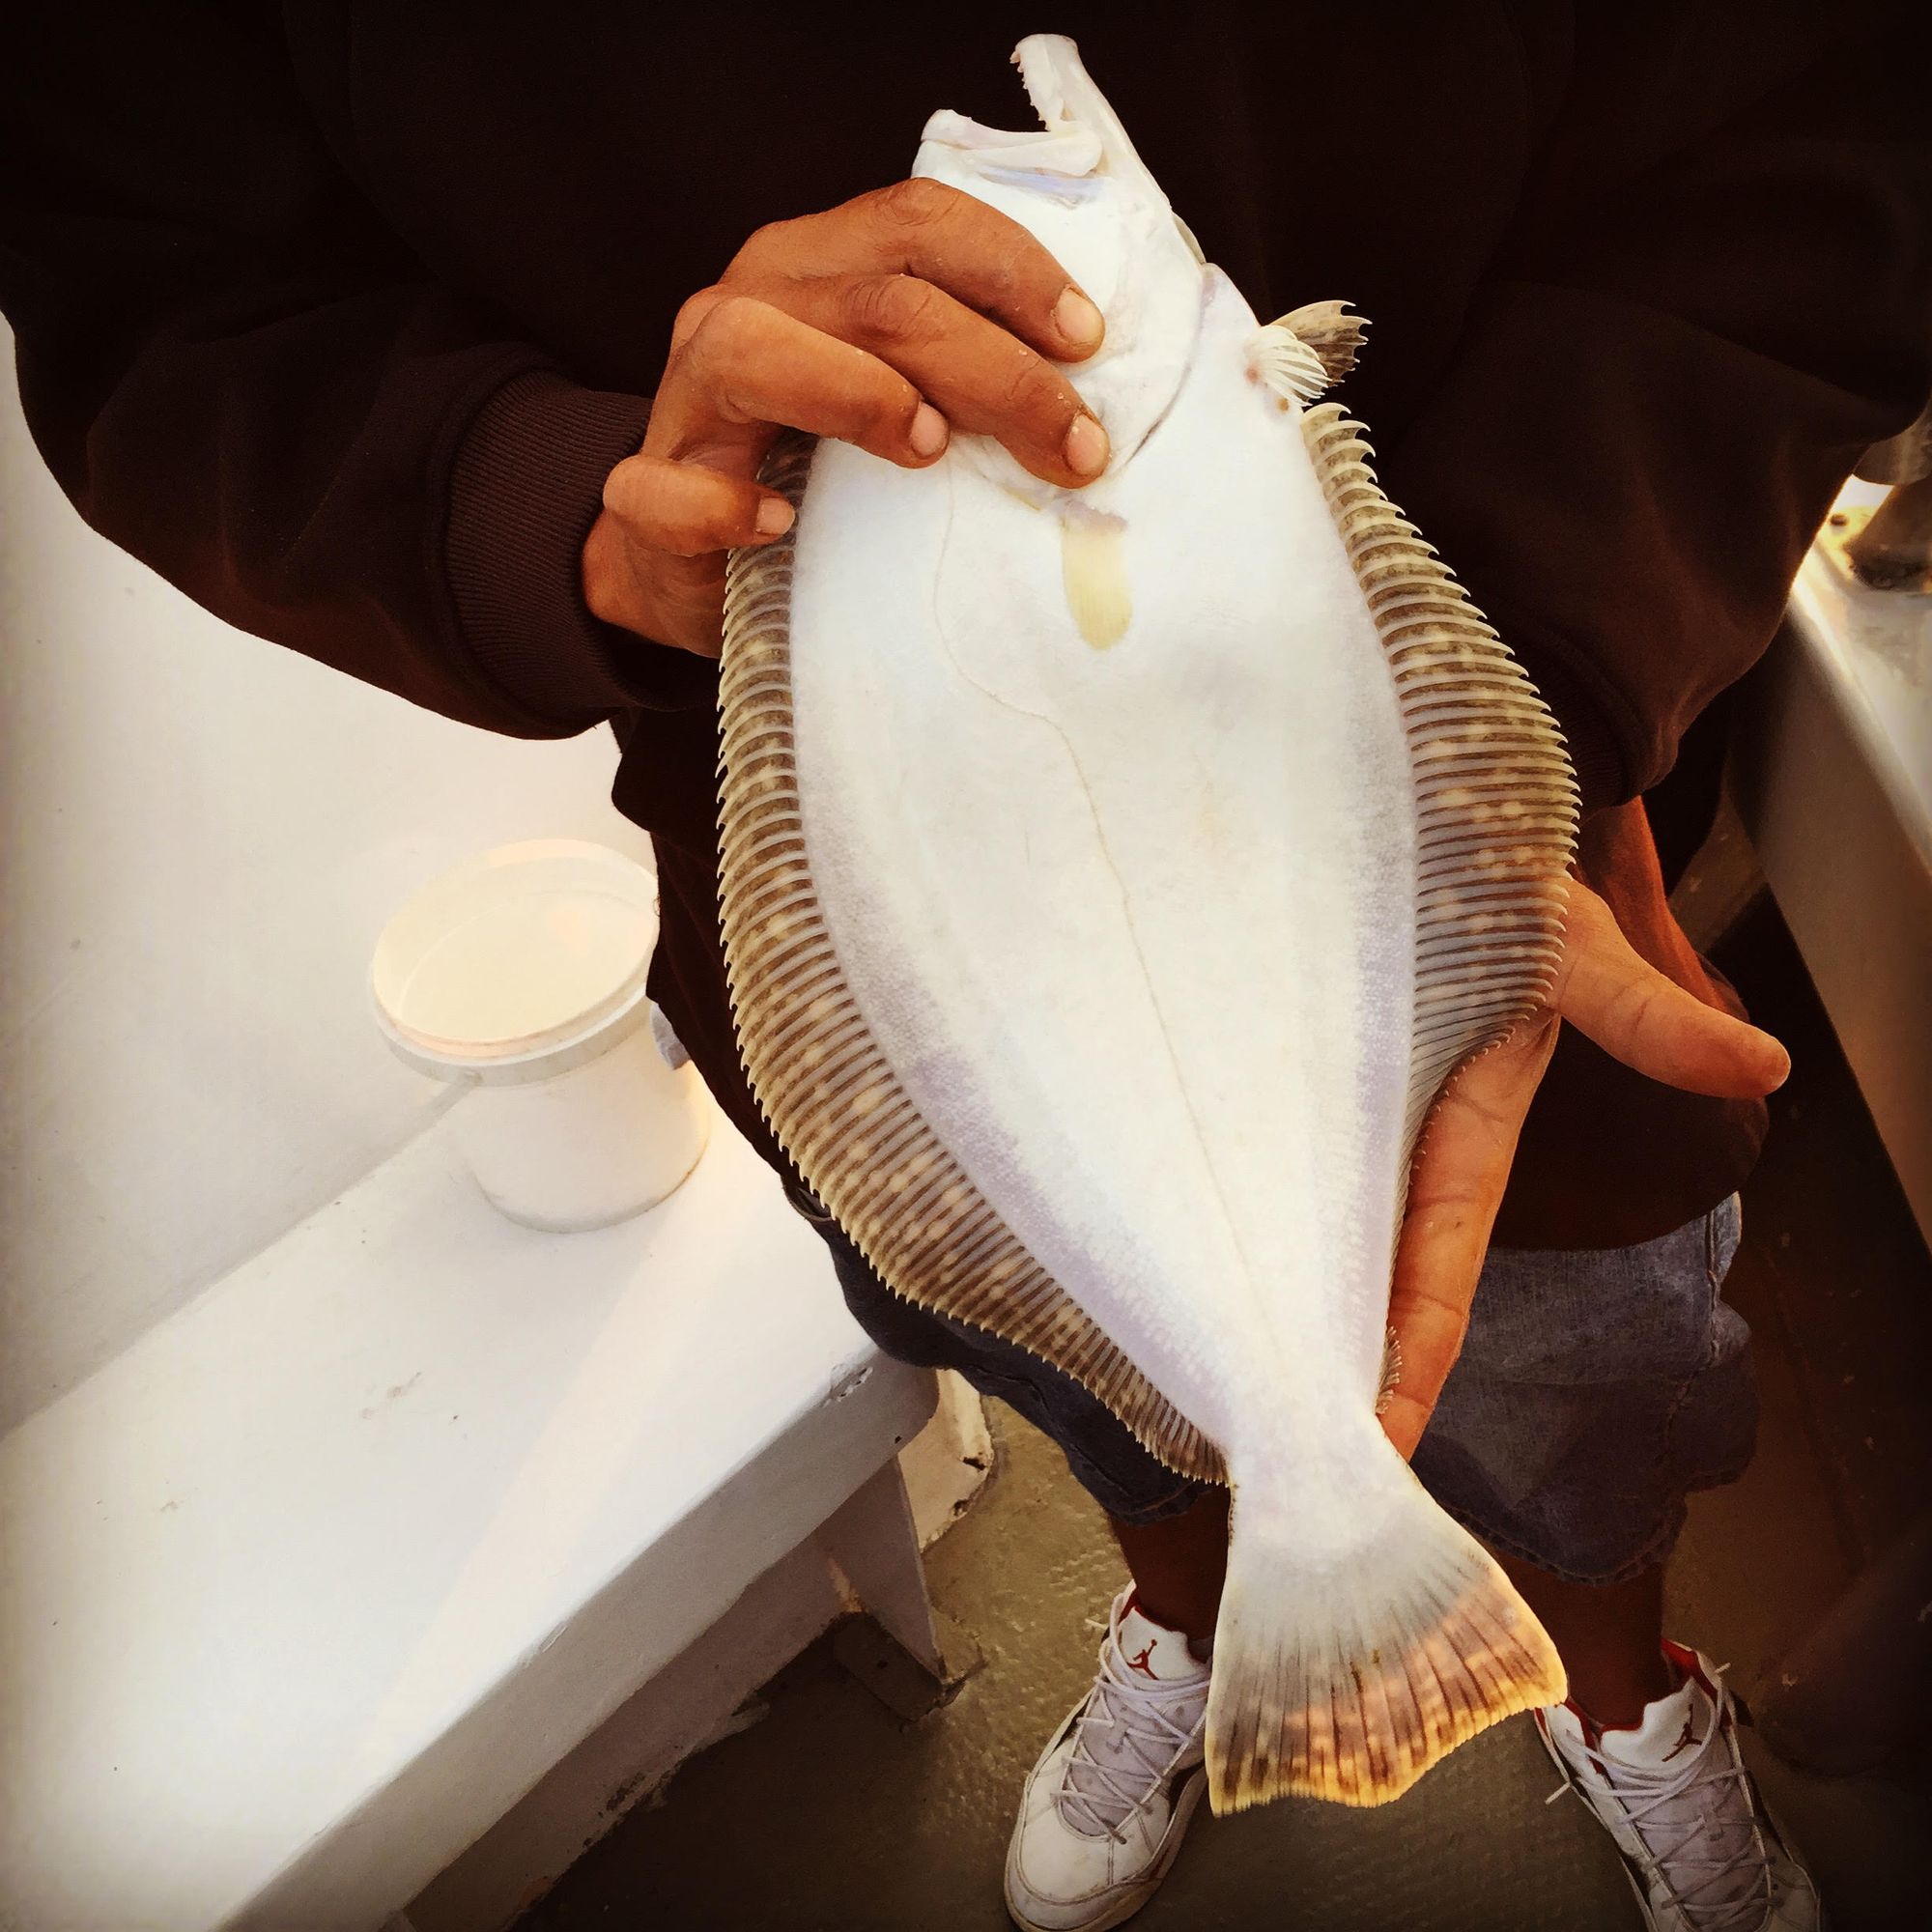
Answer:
[{"xmin": 517, "ymin": 895, "xmax": 1929, "ymax": 1932}]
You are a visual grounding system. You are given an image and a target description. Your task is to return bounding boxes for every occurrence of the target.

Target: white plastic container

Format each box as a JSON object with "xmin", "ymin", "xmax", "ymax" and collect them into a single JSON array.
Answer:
[{"xmin": 370, "ymin": 838, "xmax": 709, "ymax": 1231}]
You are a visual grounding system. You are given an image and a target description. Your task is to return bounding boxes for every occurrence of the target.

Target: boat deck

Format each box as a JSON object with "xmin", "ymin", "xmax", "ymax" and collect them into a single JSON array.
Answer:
[{"xmin": 510, "ymin": 888, "xmax": 1931, "ymax": 1932}]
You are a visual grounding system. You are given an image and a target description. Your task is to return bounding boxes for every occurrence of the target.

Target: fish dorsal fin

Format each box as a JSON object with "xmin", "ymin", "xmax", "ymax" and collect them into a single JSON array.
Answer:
[
  {"xmin": 1298, "ymin": 400, "xmax": 1578, "ymax": 1148},
  {"xmin": 717, "ymin": 433, "xmax": 1226, "ymax": 1485}
]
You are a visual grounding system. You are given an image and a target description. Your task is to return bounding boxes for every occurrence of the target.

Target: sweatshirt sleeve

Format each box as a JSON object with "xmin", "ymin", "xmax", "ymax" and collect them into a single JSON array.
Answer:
[
  {"xmin": 1378, "ymin": 12, "xmax": 1932, "ymax": 813},
  {"xmin": 0, "ymin": 5, "xmax": 709, "ymax": 741}
]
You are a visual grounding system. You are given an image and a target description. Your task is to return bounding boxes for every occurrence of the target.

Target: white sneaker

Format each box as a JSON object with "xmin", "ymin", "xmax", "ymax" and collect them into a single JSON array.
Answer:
[
  {"xmin": 1004, "ymin": 1589, "xmax": 1210, "ymax": 1932},
  {"xmin": 1537, "ymin": 1639, "xmax": 1825, "ymax": 1931}
]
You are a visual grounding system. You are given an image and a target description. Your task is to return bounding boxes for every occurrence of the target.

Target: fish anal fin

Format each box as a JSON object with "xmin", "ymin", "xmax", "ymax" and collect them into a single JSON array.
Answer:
[{"xmin": 718, "ymin": 433, "xmax": 1224, "ymax": 1489}]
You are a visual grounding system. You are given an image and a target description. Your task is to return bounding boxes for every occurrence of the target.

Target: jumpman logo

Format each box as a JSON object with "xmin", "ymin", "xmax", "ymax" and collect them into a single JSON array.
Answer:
[
  {"xmin": 1661, "ymin": 1710, "xmax": 1703, "ymax": 1763},
  {"xmin": 1125, "ymin": 1639, "xmax": 1160, "ymax": 1680}
]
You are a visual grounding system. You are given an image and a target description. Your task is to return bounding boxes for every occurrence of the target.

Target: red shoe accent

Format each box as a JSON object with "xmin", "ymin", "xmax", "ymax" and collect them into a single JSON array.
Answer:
[
  {"xmin": 1565, "ymin": 1642, "xmax": 1700, "ymax": 1746},
  {"xmin": 1662, "ymin": 1636, "xmax": 1721, "ymax": 1703}
]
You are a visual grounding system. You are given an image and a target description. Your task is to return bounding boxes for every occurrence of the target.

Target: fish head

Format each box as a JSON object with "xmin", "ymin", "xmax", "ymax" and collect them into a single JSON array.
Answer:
[{"xmin": 912, "ymin": 33, "xmax": 1208, "ymax": 507}]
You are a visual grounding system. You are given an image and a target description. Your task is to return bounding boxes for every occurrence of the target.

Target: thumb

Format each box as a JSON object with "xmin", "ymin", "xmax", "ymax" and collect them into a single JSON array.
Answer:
[{"xmin": 1553, "ymin": 883, "xmax": 1789, "ymax": 1099}]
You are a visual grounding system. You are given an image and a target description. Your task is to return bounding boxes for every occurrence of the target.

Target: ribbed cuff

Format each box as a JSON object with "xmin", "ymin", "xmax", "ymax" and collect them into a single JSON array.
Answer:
[{"xmin": 444, "ymin": 368, "xmax": 717, "ymax": 724}]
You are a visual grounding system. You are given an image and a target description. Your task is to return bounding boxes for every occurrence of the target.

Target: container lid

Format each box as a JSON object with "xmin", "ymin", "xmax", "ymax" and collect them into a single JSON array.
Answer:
[{"xmin": 372, "ymin": 839, "xmax": 660, "ymax": 1077}]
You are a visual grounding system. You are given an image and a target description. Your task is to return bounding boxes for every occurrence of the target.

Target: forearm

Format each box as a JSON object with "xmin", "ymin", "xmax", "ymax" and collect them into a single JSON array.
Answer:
[{"xmin": 0, "ymin": 6, "xmax": 694, "ymax": 738}]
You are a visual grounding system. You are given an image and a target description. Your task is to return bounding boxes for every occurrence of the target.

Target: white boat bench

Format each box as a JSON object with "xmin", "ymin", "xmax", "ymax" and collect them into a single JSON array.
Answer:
[{"xmin": 0, "ymin": 1099, "xmax": 941, "ymax": 1932}]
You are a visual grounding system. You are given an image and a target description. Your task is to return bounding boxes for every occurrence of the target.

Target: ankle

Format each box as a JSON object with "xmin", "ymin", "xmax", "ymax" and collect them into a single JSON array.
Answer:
[
  {"xmin": 1123, "ymin": 1587, "xmax": 1217, "ymax": 1650},
  {"xmin": 1568, "ymin": 1647, "xmax": 1683, "ymax": 1733},
  {"xmin": 1108, "ymin": 1492, "xmax": 1231, "ymax": 1650}
]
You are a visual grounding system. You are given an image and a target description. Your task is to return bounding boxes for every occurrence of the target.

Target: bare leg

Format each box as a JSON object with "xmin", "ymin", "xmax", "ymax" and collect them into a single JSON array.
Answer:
[
  {"xmin": 1492, "ymin": 1548, "xmax": 1676, "ymax": 1727},
  {"xmin": 1109, "ymin": 1489, "xmax": 1231, "ymax": 1646}
]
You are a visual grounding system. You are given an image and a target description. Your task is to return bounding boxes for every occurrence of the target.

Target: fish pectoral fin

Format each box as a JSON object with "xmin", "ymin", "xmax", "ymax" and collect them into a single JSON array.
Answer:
[
  {"xmin": 1251, "ymin": 300, "xmax": 1368, "ymax": 405},
  {"xmin": 1248, "ymin": 323, "xmax": 1330, "ymax": 409},
  {"xmin": 1275, "ymin": 299, "xmax": 1368, "ymax": 384}
]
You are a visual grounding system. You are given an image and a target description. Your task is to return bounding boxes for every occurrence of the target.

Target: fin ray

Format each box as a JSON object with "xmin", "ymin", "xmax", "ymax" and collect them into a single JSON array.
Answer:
[
  {"xmin": 1251, "ymin": 301, "xmax": 1367, "ymax": 406},
  {"xmin": 1276, "ymin": 299, "xmax": 1369, "ymax": 386}
]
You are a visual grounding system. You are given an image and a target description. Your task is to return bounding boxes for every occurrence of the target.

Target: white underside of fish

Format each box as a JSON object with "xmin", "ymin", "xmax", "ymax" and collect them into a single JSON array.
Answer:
[
  {"xmin": 792, "ymin": 271, "xmax": 1413, "ymax": 1452},
  {"xmin": 717, "ymin": 35, "xmax": 1578, "ymax": 1810}
]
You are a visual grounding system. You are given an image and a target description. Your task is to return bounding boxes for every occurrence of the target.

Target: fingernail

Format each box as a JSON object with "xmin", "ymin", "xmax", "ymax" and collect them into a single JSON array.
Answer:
[
  {"xmin": 754, "ymin": 497, "xmax": 794, "ymax": 537},
  {"xmin": 910, "ymin": 403, "xmax": 949, "ymax": 458},
  {"xmin": 1065, "ymin": 412, "xmax": 1109, "ymax": 478},
  {"xmin": 1055, "ymin": 287, "xmax": 1104, "ymax": 351}
]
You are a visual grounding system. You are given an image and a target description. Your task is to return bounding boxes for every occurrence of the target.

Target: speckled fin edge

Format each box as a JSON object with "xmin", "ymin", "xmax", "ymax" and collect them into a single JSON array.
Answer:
[
  {"xmin": 715, "ymin": 433, "xmax": 1226, "ymax": 1486},
  {"xmin": 1296, "ymin": 399, "xmax": 1579, "ymax": 1149}
]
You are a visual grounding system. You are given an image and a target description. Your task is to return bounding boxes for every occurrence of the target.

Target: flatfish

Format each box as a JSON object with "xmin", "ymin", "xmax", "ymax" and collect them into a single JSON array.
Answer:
[{"xmin": 717, "ymin": 33, "xmax": 1577, "ymax": 1809}]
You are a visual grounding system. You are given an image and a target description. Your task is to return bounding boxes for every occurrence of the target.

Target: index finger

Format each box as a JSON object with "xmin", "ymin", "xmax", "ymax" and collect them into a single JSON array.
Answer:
[
  {"xmin": 1552, "ymin": 884, "xmax": 1790, "ymax": 1098},
  {"xmin": 731, "ymin": 177, "xmax": 1105, "ymax": 362}
]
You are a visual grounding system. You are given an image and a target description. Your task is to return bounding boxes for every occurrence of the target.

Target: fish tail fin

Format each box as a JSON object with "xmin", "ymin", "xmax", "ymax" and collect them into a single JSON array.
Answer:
[{"xmin": 1206, "ymin": 1436, "xmax": 1565, "ymax": 1811}]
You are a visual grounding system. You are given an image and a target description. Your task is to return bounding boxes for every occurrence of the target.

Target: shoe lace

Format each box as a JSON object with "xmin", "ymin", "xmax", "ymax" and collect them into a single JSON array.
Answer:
[
  {"xmin": 1055, "ymin": 1639, "xmax": 1205, "ymax": 1842},
  {"xmin": 1546, "ymin": 1664, "xmax": 1774, "ymax": 1932}
]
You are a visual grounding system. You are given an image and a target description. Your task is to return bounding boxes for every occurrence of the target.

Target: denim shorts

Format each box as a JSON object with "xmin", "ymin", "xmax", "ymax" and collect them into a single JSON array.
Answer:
[{"xmin": 793, "ymin": 1185, "xmax": 1755, "ymax": 1585}]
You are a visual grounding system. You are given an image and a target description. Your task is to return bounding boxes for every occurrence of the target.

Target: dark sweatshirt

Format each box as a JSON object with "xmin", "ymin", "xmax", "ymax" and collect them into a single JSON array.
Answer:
[{"xmin": 4, "ymin": 4, "xmax": 1927, "ymax": 1246}]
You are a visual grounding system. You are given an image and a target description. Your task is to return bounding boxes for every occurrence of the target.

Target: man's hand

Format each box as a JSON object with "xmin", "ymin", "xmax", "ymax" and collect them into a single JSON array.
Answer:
[
  {"xmin": 1378, "ymin": 881, "xmax": 1790, "ymax": 1458},
  {"xmin": 582, "ymin": 180, "xmax": 1110, "ymax": 657}
]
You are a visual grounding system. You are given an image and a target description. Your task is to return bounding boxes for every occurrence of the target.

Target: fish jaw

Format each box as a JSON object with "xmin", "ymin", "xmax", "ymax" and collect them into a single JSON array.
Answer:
[
  {"xmin": 1009, "ymin": 32, "xmax": 1165, "ymax": 201},
  {"xmin": 913, "ymin": 35, "xmax": 1204, "ymax": 503}
]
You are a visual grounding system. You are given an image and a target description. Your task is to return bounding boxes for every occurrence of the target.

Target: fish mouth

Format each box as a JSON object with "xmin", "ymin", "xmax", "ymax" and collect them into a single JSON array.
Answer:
[
  {"xmin": 918, "ymin": 32, "xmax": 1164, "ymax": 194},
  {"xmin": 1011, "ymin": 32, "xmax": 1164, "ymax": 201},
  {"xmin": 914, "ymin": 32, "xmax": 1208, "ymax": 495},
  {"xmin": 923, "ymin": 35, "xmax": 1204, "ymax": 253}
]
